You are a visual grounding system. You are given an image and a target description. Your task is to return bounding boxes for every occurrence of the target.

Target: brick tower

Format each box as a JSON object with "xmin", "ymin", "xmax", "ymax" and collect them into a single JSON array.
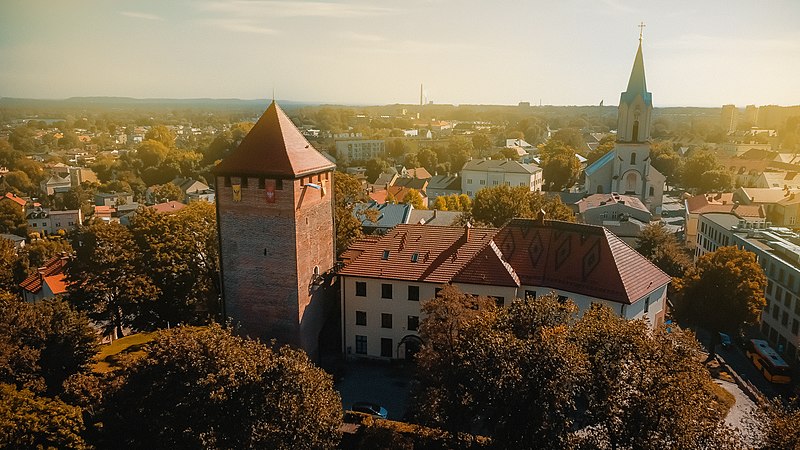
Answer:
[{"xmin": 213, "ymin": 101, "xmax": 336, "ymax": 357}]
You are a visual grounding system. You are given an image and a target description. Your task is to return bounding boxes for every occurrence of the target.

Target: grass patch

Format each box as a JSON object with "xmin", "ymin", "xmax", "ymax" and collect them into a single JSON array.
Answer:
[
  {"xmin": 710, "ymin": 381, "xmax": 736, "ymax": 418},
  {"xmin": 93, "ymin": 332, "xmax": 156, "ymax": 374}
]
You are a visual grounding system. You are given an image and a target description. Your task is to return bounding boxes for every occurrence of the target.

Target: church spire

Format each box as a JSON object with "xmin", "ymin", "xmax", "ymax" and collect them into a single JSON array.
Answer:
[{"xmin": 617, "ymin": 31, "xmax": 653, "ymax": 143}]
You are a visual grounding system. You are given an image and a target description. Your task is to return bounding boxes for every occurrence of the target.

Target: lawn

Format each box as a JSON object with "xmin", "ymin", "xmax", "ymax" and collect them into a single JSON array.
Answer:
[{"xmin": 93, "ymin": 332, "xmax": 156, "ymax": 374}]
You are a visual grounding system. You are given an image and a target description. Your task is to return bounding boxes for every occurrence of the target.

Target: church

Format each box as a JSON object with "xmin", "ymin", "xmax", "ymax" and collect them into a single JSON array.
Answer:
[{"xmin": 585, "ymin": 36, "xmax": 666, "ymax": 215}]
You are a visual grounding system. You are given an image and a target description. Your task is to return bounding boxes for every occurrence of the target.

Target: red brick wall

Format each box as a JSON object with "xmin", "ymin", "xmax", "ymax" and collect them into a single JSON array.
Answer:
[{"xmin": 216, "ymin": 172, "xmax": 334, "ymax": 356}]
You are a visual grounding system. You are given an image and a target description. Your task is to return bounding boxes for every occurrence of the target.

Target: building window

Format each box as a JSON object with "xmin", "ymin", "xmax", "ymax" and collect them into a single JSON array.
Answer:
[
  {"xmin": 258, "ymin": 178, "xmax": 265, "ymax": 189},
  {"xmin": 408, "ymin": 315, "xmax": 419, "ymax": 331},
  {"xmin": 479, "ymin": 179, "xmax": 485, "ymax": 185},
  {"xmin": 241, "ymin": 177, "xmax": 249, "ymax": 188},
  {"xmin": 644, "ymin": 296, "xmax": 650, "ymax": 313},
  {"xmin": 276, "ymin": 179, "xmax": 283, "ymax": 190},
  {"xmin": 649, "ymin": 186, "xmax": 655, "ymax": 197},
  {"xmin": 411, "ymin": 253, "xmax": 419, "ymax": 263},
  {"xmin": 782, "ymin": 311, "xmax": 789, "ymax": 327},
  {"xmin": 435, "ymin": 287, "xmax": 443, "ymax": 297},
  {"xmin": 225, "ymin": 176, "xmax": 231, "ymax": 187},
  {"xmin": 630, "ymin": 152, "xmax": 637, "ymax": 165},
  {"xmin": 772, "ymin": 304, "xmax": 779, "ymax": 320},
  {"xmin": 355, "ymin": 282, "xmax": 367, "ymax": 297},
  {"xmin": 491, "ymin": 296, "xmax": 504, "ymax": 307},
  {"xmin": 382, "ymin": 250, "xmax": 390, "ymax": 260},
  {"xmin": 355, "ymin": 335, "xmax": 367, "ymax": 354},
  {"xmin": 525, "ymin": 290, "xmax": 536, "ymax": 300},
  {"xmin": 356, "ymin": 311, "xmax": 366, "ymax": 326},
  {"xmin": 408, "ymin": 285, "xmax": 420, "ymax": 301},
  {"xmin": 381, "ymin": 284, "xmax": 392, "ymax": 299},
  {"xmin": 381, "ymin": 338, "xmax": 393, "ymax": 358},
  {"xmin": 381, "ymin": 313, "xmax": 392, "ymax": 329},
  {"xmin": 785, "ymin": 291, "xmax": 792, "ymax": 308},
  {"xmin": 793, "ymin": 319, "xmax": 799, "ymax": 336},
  {"xmin": 467, "ymin": 179, "xmax": 473, "ymax": 184},
  {"xmin": 492, "ymin": 180, "xmax": 498, "ymax": 186}
]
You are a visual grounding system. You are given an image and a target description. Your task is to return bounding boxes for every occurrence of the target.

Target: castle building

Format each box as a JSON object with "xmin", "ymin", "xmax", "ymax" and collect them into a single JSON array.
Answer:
[
  {"xmin": 585, "ymin": 37, "xmax": 666, "ymax": 215},
  {"xmin": 214, "ymin": 101, "xmax": 336, "ymax": 358}
]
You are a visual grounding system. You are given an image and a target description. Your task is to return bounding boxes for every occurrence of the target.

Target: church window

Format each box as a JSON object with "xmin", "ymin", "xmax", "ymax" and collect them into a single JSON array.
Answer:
[
  {"xmin": 632, "ymin": 121, "xmax": 640, "ymax": 142},
  {"xmin": 630, "ymin": 152, "xmax": 637, "ymax": 165},
  {"xmin": 625, "ymin": 172, "xmax": 637, "ymax": 193},
  {"xmin": 649, "ymin": 186, "xmax": 655, "ymax": 197}
]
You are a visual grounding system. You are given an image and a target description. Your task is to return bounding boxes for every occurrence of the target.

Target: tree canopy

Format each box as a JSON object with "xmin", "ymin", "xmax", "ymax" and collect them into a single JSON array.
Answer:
[
  {"xmin": 538, "ymin": 139, "xmax": 582, "ymax": 191},
  {"xmin": 635, "ymin": 222, "xmax": 692, "ymax": 278},
  {"xmin": 412, "ymin": 286, "xmax": 740, "ymax": 450},
  {"xmin": 96, "ymin": 324, "xmax": 342, "ymax": 450},
  {"xmin": 675, "ymin": 246, "xmax": 767, "ymax": 335},
  {"xmin": 469, "ymin": 185, "xmax": 575, "ymax": 227}
]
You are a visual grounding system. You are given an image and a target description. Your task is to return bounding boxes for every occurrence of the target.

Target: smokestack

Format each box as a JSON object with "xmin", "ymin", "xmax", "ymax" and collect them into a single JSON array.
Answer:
[{"xmin": 420, "ymin": 83, "xmax": 423, "ymax": 107}]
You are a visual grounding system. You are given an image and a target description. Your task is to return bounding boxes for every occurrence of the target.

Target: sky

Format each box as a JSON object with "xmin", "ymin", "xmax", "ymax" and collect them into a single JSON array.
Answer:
[{"xmin": 1, "ymin": 0, "xmax": 799, "ymax": 107}]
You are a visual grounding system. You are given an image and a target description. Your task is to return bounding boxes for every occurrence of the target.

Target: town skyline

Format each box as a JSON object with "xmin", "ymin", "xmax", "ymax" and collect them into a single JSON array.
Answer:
[{"xmin": 2, "ymin": 0, "xmax": 800, "ymax": 107}]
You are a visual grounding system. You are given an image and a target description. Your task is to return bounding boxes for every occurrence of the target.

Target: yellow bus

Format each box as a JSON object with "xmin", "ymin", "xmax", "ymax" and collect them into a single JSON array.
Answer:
[{"xmin": 746, "ymin": 339, "xmax": 792, "ymax": 384}]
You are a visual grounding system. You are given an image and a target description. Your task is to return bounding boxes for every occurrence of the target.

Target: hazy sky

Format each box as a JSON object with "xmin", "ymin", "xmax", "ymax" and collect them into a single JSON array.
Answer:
[{"xmin": 2, "ymin": 0, "xmax": 799, "ymax": 107}]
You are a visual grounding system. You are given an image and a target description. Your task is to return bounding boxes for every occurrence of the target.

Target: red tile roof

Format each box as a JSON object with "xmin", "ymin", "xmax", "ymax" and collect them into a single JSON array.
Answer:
[
  {"xmin": 20, "ymin": 254, "xmax": 69, "ymax": 294},
  {"xmin": 341, "ymin": 219, "xmax": 671, "ymax": 305},
  {"xmin": 213, "ymin": 101, "xmax": 335, "ymax": 178},
  {"xmin": 338, "ymin": 224, "xmax": 497, "ymax": 284},
  {"xmin": 2, "ymin": 192, "xmax": 26, "ymax": 207},
  {"xmin": 151, "ymin": 200, "xmax": 186, "ymax": 214}
]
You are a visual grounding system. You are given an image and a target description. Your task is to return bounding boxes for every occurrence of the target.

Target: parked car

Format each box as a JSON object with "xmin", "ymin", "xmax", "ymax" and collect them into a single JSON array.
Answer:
[{"xmin": 351, "ymin": 401, "xmax": 388, "ymax": 419}]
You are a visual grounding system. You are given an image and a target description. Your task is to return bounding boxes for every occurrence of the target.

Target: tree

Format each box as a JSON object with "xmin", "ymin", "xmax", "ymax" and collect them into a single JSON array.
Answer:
[
  {"xmin": 697, "ymin": 169, "xmax": 733, "ymax": 193},
  {"xmin": 400, "ymin": 188, "xmax": 425, "ymax": 209},
  {"xmin": 0, "ymin": 383, "xmax": 88, "ymax": 449},
  {"xmin": 748, "ymin": 398, "xmax": 800, "ymax": 450},
  {"xmin": 97, "ymin": 324, "xmax": 342, "ymax": 449},
  {"xmin": 551, "ymin": 127, "xmax": 587, "ymax": 152},
  {"xmin": 129, "ymin": 202, "xmax": 220, "ymax": 327},
  {"xmin": 0, "ymin": 297, "xmax": 99, "ymax": 395},
  {"xmin": 149, "ymin": 183, "xmax": 183, "ymax": 203},
  {"xmin": 0, "ymin": 200, "xmax": 27, "ymax": 237},
  {"xmin": 144, "ymin": 125, "xmax": 175, "ymax": 148},
  {"xmin": 334, "ymin": 172, "xmax": 367, "ymax": 255},
  {"xmin": 469, "ymin": 185, "xmax": 575, "ymax": 227},
  {"xmin": 136, "ymin": 139, "xmax": 170, "ymax": 169},
  {"xmin": 675, "ymin": 246, "xmax": 767, "ymax": 340},
  {"xmin": 432, "ymin": 196, "xmax": 448, "ymax": 211},
  {"xmin": 635, "ymin": 222, "xmax": 692, "ymax": 278},
  {"xmin": 573, "ymin": 305, "xmax": 740, "ymax": 450},
  {"xmin": 650, "ymin": 142, "xmax": 683, "ymax": 187},
  {"xmin": 416, "ymin": 148, "xmax": 439, "ymax": 174},
  {"xmin": 23, "ymin": 239, "xmax": 73, "ymax": 270},
  {"xmin": 364, "ymin": 158, "xmax": 390, "ymax": 182},
  {"xmin": 0, "ymin": 239, "xmax": 17, "ymax": 293},
  {"xmin": 413, "ymin": 288, "xmax": 587, "ymax": 448},
  {"xmin": 67, "ymin": 222, "xmax": 159, "ymax": 337},
  {"xmin": 471, "ymin": 134, "xmax": 492, "ymax": 156},
  {"xmin": 680, "ymin": 150, "xmax": 726, "ymax": 193},
  {"xmin": 538, "ymin": 140, "xmax": 581, "ymax": 191}
]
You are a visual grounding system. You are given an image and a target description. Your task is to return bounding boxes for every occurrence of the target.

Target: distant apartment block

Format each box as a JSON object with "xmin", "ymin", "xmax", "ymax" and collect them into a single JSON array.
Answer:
[
  {"xmin": 335, "ymin": 138, "xmax": 386, "ymax": 164},
  {"xmin": 460, "ymin": 158, "xmax": 543, "ymax": 197}
]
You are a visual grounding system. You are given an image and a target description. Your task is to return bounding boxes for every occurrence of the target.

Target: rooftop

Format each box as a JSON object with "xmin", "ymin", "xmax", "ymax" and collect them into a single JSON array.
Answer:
[
  {"xmin": 213, "ymin": 101, "xmax": 335, "ymax": 178},
  {"xmin": 461, "ymin": 158, "xmax": 541, "ymax": 174}
]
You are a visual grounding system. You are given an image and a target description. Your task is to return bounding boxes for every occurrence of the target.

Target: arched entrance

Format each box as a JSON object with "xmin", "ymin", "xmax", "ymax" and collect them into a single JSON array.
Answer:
[{"xmin": 398, "ymin": 335, "xmax": 423, "ymax": 361}]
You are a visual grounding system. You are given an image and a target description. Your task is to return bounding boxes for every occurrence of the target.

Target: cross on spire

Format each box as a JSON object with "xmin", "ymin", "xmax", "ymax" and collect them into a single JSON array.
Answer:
[{"xmin": 638, "ymin": 21, "xmax": 646, "ymax": 41}]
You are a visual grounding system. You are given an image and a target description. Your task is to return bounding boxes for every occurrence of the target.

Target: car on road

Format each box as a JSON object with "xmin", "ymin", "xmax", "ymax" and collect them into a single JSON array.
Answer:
[{"xmin": 351, "ymin": 402, "xmax": 388, "ymax": 419}]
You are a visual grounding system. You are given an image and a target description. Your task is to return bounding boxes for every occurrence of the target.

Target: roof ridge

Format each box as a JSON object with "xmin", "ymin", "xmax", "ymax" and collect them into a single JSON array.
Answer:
[{"xmin": 603, "ymin": 227, "xmax": 669, "ymax": 301}]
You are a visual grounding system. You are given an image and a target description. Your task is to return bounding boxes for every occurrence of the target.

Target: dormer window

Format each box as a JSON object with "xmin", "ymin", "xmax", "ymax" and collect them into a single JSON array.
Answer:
[
  {"xmin": 411, "ymin": 253, "xmax": 419, "ymax": 262},
  {"xmin": 382, "ymin": 250, "xmax": 390, "ymax": 260}
]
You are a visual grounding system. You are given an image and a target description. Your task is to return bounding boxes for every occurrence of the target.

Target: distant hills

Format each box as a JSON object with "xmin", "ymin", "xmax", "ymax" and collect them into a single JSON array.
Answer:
[{"xmin": 0, "ymin": 96, "xmax": 321, "ymax": 111}]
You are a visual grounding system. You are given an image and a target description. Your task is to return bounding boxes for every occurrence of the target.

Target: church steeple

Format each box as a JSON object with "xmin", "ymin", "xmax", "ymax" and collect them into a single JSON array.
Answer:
[{"xmin": 617, "ymin": 29, "xmax": 653, "ymax": 143}]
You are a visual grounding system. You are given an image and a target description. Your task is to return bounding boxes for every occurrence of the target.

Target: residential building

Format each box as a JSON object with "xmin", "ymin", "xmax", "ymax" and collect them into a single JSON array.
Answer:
[
  {"xmin": 584, "ymin": 38, "xmax": 666, "ymax": 214},
  {"xmin": 576, "ymin": 193, "xmax": 652, "ymax": 244},
  {"xmin": 407, "ymin": 209, "xmax": 461, "ymax": 227},
  {"xmin": 721, "ymin": 104, "xmax": 738, "ymax": 134},
  {"xmin": 426, "ymin": 174, "xmax": 462, "ymax": 205},
  {"xmin": 94, "ymin": 192, "xmax": 134, "ymax": 207},
  {"xmin": 335, "ymin": 138, "xmax": 386, "ymax": 164},
  {"xmin": 756, "ymin": 172, "xmax": 800, "ymax": 190},
  {"xmin": 40, "ymin": 174, "xmax": 72, "ymax": 195},
  {"xmin": 20, "ymin": 254, "xmax": 70, "ymax": 303},
  {"xmin": 354, "ymin": 202, "xmax": 413, "ymax": 234},
  {"xmin": 26, "ymin": 207, "xmax": 82, "ymax": 236},
  {"xmin": 733, "ymin": 227, "xmax": 800, "ymax": 362},
  {"xmin": 460, "ymin": 159, "xmax": 543, "ymax": 197},
  {"xmin": 1, "ymin": 192, "xmax": 27, "ymax": 212},
  {"xmin": 733, "ymin": 187, "xmax": 800, "ymax": 227},
  {"xmin": 339, "ymin": 217, "xmax": 671, "ymax": 360},
  {"xmin": 0, "ymin": 233, "xmax": 25, "ymax": 252},
  {"xmin": 684, "ymin": 193, "xmax": 764, "ymax": 249}
]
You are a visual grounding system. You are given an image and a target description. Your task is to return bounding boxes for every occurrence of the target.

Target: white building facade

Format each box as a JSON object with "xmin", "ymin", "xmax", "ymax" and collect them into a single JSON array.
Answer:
[{"xmin": 460, "ymin": 159, "xmax": 543, "ymax": 197}]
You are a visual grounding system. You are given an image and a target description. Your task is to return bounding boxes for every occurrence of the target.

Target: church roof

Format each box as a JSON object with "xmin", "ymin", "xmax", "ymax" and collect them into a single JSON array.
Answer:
[
  {"xmin": 213, "ymin": 101, "xmax": 335, "ymax": 178},
  {"xmin": 584, "ymin": 150, "xmax": 614, "ymax": 176},
  {"xmin": 620, "ymin": 41, "xmax": 652, "ymax": 107}
]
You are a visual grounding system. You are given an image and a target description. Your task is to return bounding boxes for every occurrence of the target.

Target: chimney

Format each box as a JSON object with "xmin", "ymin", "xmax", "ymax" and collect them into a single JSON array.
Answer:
[
  {"xmin": 536, "ymin": 208, "xmax": 546, "ymax": 224},
  {"xmin": 464, "ymin": 222, "xmax": 472, "ymax": 241}
]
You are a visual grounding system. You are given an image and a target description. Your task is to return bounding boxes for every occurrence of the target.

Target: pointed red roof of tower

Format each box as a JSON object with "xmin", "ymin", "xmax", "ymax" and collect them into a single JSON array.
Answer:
[{"xmin": 213, "ymin": 101, "xmax": 335, "ymax": 178}]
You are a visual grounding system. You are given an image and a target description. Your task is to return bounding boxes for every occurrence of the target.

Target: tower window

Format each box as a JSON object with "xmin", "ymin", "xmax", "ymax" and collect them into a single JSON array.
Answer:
[
  {"xmin": 649, "ymin": 186, "xmax": 655, "ymax": 197},
  {"xmin": 276, "ymin": 179, "xmax": 283, "ymax": 190},
  {"xmin": 630, "ymin": 152, "xmax": 637, "ymax": 165},
  {"xmin": 224, "ymin": 176, "xmax": 231, "ymax": 187},
  {"xmin": 258, "ymin": 178, "xmax": 265, "ymax": 189}
]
